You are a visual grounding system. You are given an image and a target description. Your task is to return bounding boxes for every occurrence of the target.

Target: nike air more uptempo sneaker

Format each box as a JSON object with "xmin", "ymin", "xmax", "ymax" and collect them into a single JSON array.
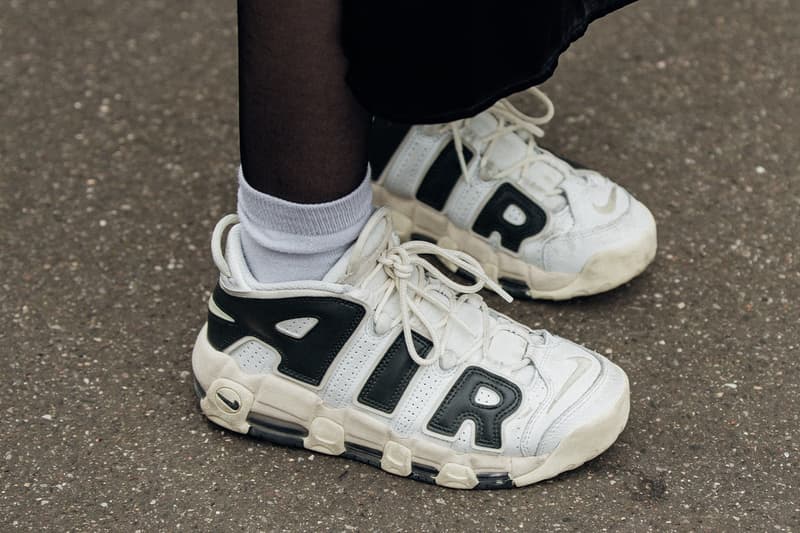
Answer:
[
  {"xmin": 192, "ymin": 208, "xmax": 630, "ymax": 489},
  {"xmin": 370, "ymin": 88, "xmax": 657, "ymax": 300}
]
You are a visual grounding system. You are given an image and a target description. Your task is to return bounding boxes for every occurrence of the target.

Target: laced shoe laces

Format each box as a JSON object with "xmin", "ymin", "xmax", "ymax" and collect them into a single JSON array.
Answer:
[
  {"xmin": 442, "ymin": 87, "xmax": 573, "ymax": 207},
  {"xmin": 211, "ymin": 211, "xmax": 542, "ymax": 377},
  {"xmin": 347, "ymin": 210, "xmax": 543, "ymax": 373}
]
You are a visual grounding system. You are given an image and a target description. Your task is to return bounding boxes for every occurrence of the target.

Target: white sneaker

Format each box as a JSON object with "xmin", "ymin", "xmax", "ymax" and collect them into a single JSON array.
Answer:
[
  {"xmin": 192, "ymin": 208, "xmax": 630, "ymax": 489},
  {"xmin": 370, "ymin": 88, "xmax": 657, "ymax": 300}
]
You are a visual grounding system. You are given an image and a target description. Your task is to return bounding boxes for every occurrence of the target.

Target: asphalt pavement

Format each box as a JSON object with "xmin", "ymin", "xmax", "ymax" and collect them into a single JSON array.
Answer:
[{"xmin": 1, "ymin": 0, "xmax": 798, "ymax": 530}]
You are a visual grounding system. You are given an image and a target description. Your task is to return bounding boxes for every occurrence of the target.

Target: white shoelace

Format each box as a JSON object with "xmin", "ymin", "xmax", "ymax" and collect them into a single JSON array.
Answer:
[
  {"xmin": 443, "ymin": 87, "xmax": 568, "ymax": 197},
  {"xmin": 212, "ymin": 211, "xmax": 534, "ymax": 374},
  {"xmin": 351, "ymin": 210, "xmax": 513, "ymax": 369}
]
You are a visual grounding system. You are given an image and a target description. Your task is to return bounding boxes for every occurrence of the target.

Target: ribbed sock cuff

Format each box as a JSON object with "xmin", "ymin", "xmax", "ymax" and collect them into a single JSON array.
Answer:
[
  {"xmin": 237, "ymin": 166, "xmax": 373, "ymax": 255},
  {"xmin": 238, "ymin": 166, "xmax": 373, "ymax": 235}
]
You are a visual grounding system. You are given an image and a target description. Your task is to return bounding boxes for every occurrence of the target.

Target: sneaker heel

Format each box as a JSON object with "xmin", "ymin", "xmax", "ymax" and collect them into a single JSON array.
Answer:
[{"xmin": 200, "ymin": 378, "xmax": 254, "ymax": 435}]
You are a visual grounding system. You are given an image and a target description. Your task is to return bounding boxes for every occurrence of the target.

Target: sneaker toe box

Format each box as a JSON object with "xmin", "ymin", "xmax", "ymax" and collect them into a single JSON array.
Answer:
[
  {"xmin": 523, "ymin": 339, "xmax": 630, "ymax": 456},
  {"xmin": 532, "ymin": 184, "xmax": 657, "ymax": 275}
]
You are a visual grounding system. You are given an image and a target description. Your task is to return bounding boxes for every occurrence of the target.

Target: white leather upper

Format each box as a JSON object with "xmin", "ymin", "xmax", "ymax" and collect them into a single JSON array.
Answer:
[
  {"xmin": 376, "ymin": 115, "xmax": 656, "ymax": 275},
  {"xmin": 220, "ymin": 212, "xmax": 629, "ymax": 457}
]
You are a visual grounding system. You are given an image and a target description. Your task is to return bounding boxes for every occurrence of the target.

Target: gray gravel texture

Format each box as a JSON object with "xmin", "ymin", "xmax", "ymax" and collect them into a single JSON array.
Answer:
[{"xmin": 1, "ymin": 0, "xmax": 798, "ymax": 531}]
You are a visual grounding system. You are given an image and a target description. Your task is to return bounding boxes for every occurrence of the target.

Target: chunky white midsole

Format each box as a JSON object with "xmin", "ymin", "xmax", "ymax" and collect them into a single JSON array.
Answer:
[
  {"xmin": 192, "ymin": 325, "xmax": 630, "ymax": 489},
  {"xmin": 373, "ymin": 184, "xmax": 657, "ymax": 300}
]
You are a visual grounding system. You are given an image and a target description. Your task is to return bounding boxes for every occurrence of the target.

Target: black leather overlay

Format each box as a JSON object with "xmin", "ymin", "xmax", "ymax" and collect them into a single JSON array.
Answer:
[
  {"xmin": 427, "ymin": 366, "xmax": 522, "ymax": 449},
  {"xmin": 416, "ymin": 141, "xmax": 473, "ymax": 210},
  {"xmin": 207, "ymin": 312, "xmax": 248, "ymax": 351},
  {"xmin": 358, "ymin": 332, "xmax": 432, "ymax": 413},
  {"xmin": 472, "ymin": 183, "xmax": 547, "ymax": 252},
  {"xmin": 368, "ymin": 118, "xmax": 412, "ymax": 180},
  {"xmin": 208, "ymin": 284, "xmax": 366, "ymax": 386}
]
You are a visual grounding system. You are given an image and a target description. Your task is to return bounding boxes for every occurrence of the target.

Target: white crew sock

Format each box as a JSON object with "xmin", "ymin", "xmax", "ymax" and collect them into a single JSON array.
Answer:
[{"xmin": 236, "ymin": 167, "xmax": 373, "ymax": 283}]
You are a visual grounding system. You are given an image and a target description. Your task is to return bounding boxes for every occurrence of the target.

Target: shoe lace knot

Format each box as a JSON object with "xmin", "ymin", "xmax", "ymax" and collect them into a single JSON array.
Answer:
[
  {"xmin": 377, "ymin": 248, "xmax": 415, "ymax": 280},
  {"xmin": 357, "ymin": 213, "xmax": 513, "ymax": 368}
]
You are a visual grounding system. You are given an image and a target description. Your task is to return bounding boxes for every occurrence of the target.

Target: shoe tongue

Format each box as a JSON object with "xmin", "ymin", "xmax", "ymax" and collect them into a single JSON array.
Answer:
[
  {"xmin": 467, "ymin": 110, "xmax": 500, "ymax": 139},
  {"xmin": 465, "ymin": 111, "xmax": 568, "ymax": 212},
  {"xmin": 468, "ymin": 111, "xmax": 525, "ymax": 164},
  {"xmin": 322, "ymin": 209, "xmax": 392, "ymax": 284}
]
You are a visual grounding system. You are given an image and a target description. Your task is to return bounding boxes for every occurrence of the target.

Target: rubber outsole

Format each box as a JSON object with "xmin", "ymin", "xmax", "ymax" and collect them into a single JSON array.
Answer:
[
  {"xmin": 374, "ymin": 184, "xmax": 657, "ymax": 301},
  {"xmin": 194, "ymin": 376, "xmax": 516, "ymax": 489},
  {"xmin": 192, "ymin": 326, "xmax": 631, "ymax": 490}
]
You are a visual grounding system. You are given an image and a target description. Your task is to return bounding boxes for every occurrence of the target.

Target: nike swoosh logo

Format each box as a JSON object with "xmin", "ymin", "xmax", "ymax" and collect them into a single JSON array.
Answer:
[
  {"xmin": 216, "ymin": 391, "xmax": 240, "ymax": 412},
  {"xmin": 593, "ymin": 187, "xmax": 618, "ymax": 215},
  {"xmin": 548, "ymin": 357, "xmax": 593, "ymax": 413}
]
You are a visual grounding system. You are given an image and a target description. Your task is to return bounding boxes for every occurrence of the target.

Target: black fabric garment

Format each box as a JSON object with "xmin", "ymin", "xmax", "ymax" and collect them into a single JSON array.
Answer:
[{"xmin": 342, "ymin": 0, "xmax": 636, "ymax": 124}]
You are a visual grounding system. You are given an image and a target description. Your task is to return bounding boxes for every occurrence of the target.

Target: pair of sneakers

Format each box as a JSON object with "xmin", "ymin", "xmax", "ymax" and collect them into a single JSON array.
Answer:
[{"xmin": 192, "ymin": 89, "xmax": 657, "ymax": 489}]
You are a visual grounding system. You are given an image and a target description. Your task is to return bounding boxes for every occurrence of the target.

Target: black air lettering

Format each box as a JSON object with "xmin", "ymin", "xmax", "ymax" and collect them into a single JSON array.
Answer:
[
  {"xmin": 208, "ymin": 285, "xmax": 365, "ymax": 386},
  {"xmin": 472, "ymin": 184, "xmax": 547, "ymax": 252},
  {"xmin": 358, "ymin": 332, "xmax": 432, "ymax": 413},
  {"xmin": 416, "ymin": 141, "xmax": 473, "ymax": 210},
  {"xmin": 427, "ymin": 367, "xmax": 522, "ymax": 449}
]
